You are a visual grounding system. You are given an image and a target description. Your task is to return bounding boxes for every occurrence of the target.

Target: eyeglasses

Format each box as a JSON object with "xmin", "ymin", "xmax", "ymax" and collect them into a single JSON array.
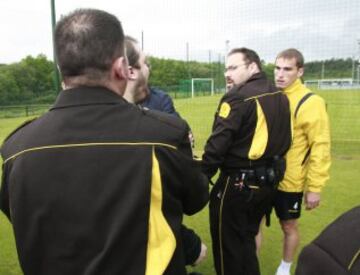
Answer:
[{"xmin": 224, "ymin": 63, "xmax": 248, "ymax": 73}]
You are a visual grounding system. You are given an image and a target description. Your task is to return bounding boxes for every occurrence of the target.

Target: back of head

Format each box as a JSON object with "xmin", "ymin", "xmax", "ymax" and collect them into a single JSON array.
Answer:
[
  {"xmin": 276, "ymin": 48, "xmax": 304, "ymax": 68},
  {"xmin": 55, "ymin": 9, "xmax": 125, "ymax": 82},
  {"xmin": 228, "ymin": 47, "xmax": 263, "ymax": 72}
]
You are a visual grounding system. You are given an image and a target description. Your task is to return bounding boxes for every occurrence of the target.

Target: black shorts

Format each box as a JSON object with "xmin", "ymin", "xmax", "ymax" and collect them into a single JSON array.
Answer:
[{"xmin": 274, "ymin": 190, "xmax": 303, "ymax": 221}]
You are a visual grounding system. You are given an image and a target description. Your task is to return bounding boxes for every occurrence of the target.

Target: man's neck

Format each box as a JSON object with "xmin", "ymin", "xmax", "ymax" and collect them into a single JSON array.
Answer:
[
  {"xmin": 284, "ymin": 78, "xmax": 303, "ymax": 93},
  {"xmin": 123, "ymin": 86, "xmax": 136, "ymax": 103},
  {"xmin": 63, "ymin": 77, "xmax": 124, "ymax": 97}
]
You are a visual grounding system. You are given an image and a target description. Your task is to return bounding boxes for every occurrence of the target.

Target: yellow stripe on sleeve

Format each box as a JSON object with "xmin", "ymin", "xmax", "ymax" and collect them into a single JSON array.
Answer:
[{"xmin": 145, "ymin": 147, "xmax": 176, "ymax": 275}]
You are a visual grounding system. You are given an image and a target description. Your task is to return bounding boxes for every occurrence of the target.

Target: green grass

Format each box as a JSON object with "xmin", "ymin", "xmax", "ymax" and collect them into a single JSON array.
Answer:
[
  {"xmin": 176, "ymin": 90, "xmax": 360, "ymax": 274},
  {"xmin": 1, "ymin": 89, "xmax": 359, "ymax": 274}
]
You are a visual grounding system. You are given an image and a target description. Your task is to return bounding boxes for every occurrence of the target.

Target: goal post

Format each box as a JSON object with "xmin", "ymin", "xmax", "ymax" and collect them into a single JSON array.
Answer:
[{"xmin": 191, "ymin": 78, "xmax": 214, "ymax": 98}]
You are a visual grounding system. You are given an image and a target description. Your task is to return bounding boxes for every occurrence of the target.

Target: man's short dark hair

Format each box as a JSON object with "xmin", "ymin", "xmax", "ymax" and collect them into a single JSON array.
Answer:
[
  {"xmin": 228, "ymin": 47, "xmax": 262, "ymax": 71},
  {"xmin": 276, "ymin": 48, "xmax": 304, "ymax": 68},
  {"xmin": 125, "ymin": 36, "xmax": 140, "ymax": 69},
  {"xmin": 55, "ymin": 9, "xmax": 125, "ymax": 78}
]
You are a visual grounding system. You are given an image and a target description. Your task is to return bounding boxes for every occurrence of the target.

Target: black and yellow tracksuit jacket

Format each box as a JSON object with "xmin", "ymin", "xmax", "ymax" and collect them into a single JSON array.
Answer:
[
  {"xmin": 202, "ymin": 72, "xmax": 292, "ymax": 177},
  {"xmin": 296, "ymin": 206, "xmax": 360, "ymax": 274},
  {"xmin": 0, "ymin": 86, "xmax": 208, "ymax": 275},
  {"xmin": 279, "ymin": 79, "xmax": 331, "ymax": 193}
]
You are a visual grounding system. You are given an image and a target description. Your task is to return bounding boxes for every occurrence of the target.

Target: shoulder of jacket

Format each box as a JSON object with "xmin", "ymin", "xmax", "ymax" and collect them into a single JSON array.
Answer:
[
  {"xmin": 221, "ymin": 88, "xmax": 247, "ymax": 104},
  {"xmin": 295, "ymin": 93, "xmax": 327, "ymax": 119},
  {"xmin": 141, "ymin": 108, "xmax": 187, "ymax": 132},
  {"xmin": 226, "ymin": 78, "xmax": 278, "ymax": 103},
  {"xmin": 300, "ymin": 92, "xmax": 326, "ymax": 108},
  {"xmin": 3, "ymin": 117, "xmax": 38, "ymax": 144},
  {"xmin": 310, "ymin": 93, "xmax": 326, "ymax": 103},
  {"xmin": 159, "ymin": 92, "xmax": 173, "ymax": 105},
  {"xmin": 150, "ymin": 87, "xmax": 169, "ymax": 98}
]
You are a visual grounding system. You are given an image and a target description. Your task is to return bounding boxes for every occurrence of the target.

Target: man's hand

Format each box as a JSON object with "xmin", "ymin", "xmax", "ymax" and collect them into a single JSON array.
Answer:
[{"xmin": 304, "ymin": 191, "xmax": 321, "ymax": 210}]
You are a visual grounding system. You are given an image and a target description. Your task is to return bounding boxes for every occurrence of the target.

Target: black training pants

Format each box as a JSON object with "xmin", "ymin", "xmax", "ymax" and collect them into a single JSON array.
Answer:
[{"xmin": 209, "ymin": 176, "xmax": 274, "ymax": 275}]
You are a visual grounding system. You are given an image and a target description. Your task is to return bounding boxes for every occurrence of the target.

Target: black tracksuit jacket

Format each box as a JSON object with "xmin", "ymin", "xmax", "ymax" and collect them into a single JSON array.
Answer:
[{"xmin": 0, "ymin": 86, "xmax": 209, "ymax": 275}]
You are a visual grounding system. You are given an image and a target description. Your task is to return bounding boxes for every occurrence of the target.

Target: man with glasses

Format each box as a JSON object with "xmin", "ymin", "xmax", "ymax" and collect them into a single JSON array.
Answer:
[{"xmin": 202, "ymin": 48, "xmax": 292, "ymax": 275}]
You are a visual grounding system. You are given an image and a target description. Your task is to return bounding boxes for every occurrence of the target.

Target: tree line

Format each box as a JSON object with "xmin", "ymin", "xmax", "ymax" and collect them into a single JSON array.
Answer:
[
  {"xmin": 0, "ymin": 55, "xmax": 55, "ymax": 105},
  {"xmin": 0, "ymin": 54, "xmax": 357, "ymax": 105}
]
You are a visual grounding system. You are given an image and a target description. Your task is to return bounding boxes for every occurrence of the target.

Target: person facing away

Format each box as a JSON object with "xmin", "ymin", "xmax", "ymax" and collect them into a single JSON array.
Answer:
[
  {"xmin": 122, "ymin": 35, "xmax": 207, "ymax": 271},
  {"xmin": 296, "ymin": 206, "xmax": 360, "ymax": 275},
  {"xmin": 0, "ymin": 8, "xmax": 208, "ymax": 275},
  {"xmin": 270, "ymin": 48, "xmax": 331, "ymax": 275},
  {"xmin": 201, "ymin": 47, "xmax": 292, "ymax": 275}
]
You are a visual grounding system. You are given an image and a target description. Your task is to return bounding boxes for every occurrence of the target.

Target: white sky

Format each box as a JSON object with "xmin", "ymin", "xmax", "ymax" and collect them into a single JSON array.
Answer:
[{"xmin": 0, "ymin": 0, "xmax": 359, "ymax": 64}]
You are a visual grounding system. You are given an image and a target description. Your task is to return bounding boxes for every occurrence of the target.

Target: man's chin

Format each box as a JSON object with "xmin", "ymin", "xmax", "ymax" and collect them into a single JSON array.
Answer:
[
  {"xmin": 275, "ymin": 83, "xmax": 286, "ymax": 89},
  {"xmin": 226, "ymin": 84, "xmax": 234, "ymax": 91}
]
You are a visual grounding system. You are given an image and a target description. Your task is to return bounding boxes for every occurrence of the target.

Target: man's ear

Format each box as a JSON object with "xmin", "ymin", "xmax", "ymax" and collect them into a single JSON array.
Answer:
[
  {"xmin": 111, "ymin": 56, "xmax": 129, "ymax": 81},
  {"xmin": 297, "ymin": 67, "xmax": 304, "ymax": 78},
  {"xmin": 249, "ymin": 62, "xmax": 259, "ymax": 74},
  {"xmin": 127, "ymin": 66, "xmax": 137, "ymax": 80}
]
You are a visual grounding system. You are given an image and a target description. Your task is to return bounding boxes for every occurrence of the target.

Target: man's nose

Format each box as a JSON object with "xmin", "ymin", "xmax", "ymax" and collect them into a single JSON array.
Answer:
[{"xmin": 276, "ymin": 70, "xmax": 284, "ymax": 78}]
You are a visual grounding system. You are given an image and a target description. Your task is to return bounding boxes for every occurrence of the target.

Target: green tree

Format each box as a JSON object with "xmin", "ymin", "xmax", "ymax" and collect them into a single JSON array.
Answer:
[
  {"xmin": 263, "ymin": 63, "xmax": 275, "ymax": 81},
  {"xmin": 0, "ymin": 70, "xmax": 21, "ymax": 104},
  {"xmin": 20, "ymin": 55, "xmax": 54, "ymax": 96},
  {"xmin": 0, "ymin": 55, "xmax": 55, "ymax": 105}
]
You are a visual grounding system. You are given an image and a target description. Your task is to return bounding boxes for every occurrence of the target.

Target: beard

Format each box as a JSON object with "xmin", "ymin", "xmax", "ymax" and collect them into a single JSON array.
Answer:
[
  {"xmin": 134, "ymin": 73, "xmax": 149, "ymax": 103},
  {"xmin": 226, "ymin": 83, "xmax": 234, "ymax": 92}
]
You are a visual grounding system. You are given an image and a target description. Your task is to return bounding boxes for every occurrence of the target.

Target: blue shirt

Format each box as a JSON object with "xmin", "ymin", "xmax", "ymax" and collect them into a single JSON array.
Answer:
[{"xmin": 141, "ymin": 87, "xmax": 179, "ymax": 117}]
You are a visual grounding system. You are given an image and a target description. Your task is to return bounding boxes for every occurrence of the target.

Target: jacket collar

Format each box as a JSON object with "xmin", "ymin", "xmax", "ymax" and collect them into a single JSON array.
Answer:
[
  {"xmin": 247, "ymin": 72, "xmax": 266, "ymax": 83},
  {"xmin": 50, "ymin": 86, "xmax": 128, "ymax": 110},
  {"xmin": 284, "ymin": 79, "xmax": 306, "ymax": 95},
  {"xmin": 228, "ymin": 72, "xmax": 267, "ymax": 95}
]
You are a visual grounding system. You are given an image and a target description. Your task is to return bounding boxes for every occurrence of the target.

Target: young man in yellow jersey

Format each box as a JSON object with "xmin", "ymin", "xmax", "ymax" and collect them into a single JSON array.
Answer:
[{"xmin": 273, "ymin": 48, "xmax": 331, "ymax": 275}]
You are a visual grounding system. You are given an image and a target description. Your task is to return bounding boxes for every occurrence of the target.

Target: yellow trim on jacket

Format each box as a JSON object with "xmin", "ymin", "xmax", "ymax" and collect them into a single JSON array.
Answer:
[
  {"xmin": 278, "ymin": 79, "xmax": 331, "ymax": 193},
  {"xmin": 145, "ymin": 148, "xmax": 176, "ymax": 275},
  {"xmin": 248, "ymin": 99, "xmax": 268, "ymax": 160},
  {"xmin": 3, "ymin": 142, "xmax": 177, "ymax": 164}
]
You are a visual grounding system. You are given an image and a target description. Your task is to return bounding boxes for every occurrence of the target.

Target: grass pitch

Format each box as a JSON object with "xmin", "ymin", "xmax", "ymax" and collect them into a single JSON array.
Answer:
[
  {"xmin": 1, "ymin": 89, "xmax": 359, "ymax": 274},
  {"xmin": 176, "ymin": 90, "xmax": 360, "ymax": 274}
]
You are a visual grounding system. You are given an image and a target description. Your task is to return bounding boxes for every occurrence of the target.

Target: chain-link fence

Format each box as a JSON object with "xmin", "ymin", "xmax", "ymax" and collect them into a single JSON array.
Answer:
[{"xmin": 0, "ymin": 1, "xmax": 360, "ymax": 275}]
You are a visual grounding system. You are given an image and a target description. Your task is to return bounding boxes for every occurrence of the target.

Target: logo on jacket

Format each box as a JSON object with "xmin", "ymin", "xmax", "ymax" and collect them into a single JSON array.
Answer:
[{"xmin": 219, "ymin": 102, "xmax": 231, "ymax": 118}]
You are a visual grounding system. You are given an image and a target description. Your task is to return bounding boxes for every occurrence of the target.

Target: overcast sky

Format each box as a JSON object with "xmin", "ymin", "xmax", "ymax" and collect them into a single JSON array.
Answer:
[{"xmin": 0, "ymin": 0, "xmax": 359, "ymax": 64}]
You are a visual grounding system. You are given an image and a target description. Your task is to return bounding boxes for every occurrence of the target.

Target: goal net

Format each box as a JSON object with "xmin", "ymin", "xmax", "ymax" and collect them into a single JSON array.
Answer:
[{"xmin": 191, "ymin": 78, "xmax": 214, "ymax": 98}]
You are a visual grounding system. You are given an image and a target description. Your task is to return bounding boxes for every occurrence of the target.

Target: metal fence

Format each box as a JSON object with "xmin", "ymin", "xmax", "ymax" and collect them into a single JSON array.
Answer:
[{"xmin": 0, "ymin": 105, "xmax": 51, "ymax": 119}]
